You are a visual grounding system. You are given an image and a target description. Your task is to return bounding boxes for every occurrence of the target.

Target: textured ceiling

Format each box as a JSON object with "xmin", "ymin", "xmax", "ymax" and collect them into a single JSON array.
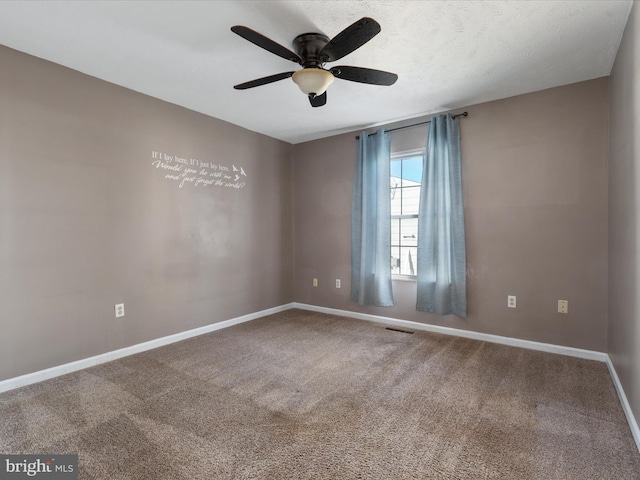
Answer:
[{"xmin": 0, "ymin": 1, "xmax": 632, "ymax": 144}]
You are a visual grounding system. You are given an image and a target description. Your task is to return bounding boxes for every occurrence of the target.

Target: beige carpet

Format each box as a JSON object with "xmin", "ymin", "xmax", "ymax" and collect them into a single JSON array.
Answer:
[{"xmin": 1, "ymin": 309, "xmax": 639, "ymax": 479}]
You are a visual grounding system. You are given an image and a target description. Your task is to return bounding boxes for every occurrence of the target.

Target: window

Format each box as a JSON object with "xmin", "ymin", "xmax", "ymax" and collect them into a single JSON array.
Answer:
[{"xmin": 390, "ymin": 150, "xmax": 424, "ymax": 279}]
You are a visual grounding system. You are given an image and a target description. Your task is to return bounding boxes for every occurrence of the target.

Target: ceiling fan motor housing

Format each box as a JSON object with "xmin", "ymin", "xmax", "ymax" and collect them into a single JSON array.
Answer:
[{"xmin": 293, "ymin": 33, "xmax": 330, "ymax": 67}]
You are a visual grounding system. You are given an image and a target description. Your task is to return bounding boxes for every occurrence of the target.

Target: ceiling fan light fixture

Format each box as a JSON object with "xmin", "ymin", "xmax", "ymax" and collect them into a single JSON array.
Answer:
[{"xmin": 292, "ymin": 68, "xmax": 334, "ymax": 97}]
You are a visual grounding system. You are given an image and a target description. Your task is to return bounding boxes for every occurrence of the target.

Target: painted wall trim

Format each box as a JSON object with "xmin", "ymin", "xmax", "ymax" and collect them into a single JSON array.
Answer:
[
  {"xmin": 605, "ymin": 355, "xmax": 640, "ymax": 453},
  {"xmin": 293, "ymin": 303, "xmax": 608, "ymax": 361},
  {"xmin": 0, "ymin": 303, "xmax": 295, "ymax": 394}
]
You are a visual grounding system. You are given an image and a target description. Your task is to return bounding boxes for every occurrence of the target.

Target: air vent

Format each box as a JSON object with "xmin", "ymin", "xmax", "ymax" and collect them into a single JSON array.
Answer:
[{"xmin": 385, "ymin": 327, "xmax": 414, "ymax": 334}]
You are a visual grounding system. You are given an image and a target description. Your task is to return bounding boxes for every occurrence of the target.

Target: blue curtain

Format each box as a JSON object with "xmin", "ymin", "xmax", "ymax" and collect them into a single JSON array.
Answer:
[
  {"xmin": 416, "ymin": 114, "xmax": 466, "ymax": 317},
  {"xmin": 351, "ymin": 129, "xmax": 395, "ymax": 306}
]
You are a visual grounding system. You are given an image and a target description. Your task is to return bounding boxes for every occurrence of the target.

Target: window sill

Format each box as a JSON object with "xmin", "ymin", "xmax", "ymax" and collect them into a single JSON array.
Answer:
[{"xmin": 392, "ymin": 275, "xmax": 417, "ymax": 283}]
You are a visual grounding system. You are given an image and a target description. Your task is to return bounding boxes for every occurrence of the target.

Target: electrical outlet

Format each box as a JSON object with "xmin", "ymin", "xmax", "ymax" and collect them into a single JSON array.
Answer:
[
  {"xmin": 558, "ymin": 300, "xmax": 568, "ymax": 314},
  {"xmin": 115, "ymin": 303, "xmax": 125, "ymax": 318},
  {"xmin": 336, "ymin": 279, "xmax": 341, "ymax": 288},
  {"xmin": 312, "ymin": 278, "xmax": 318, "ymax": 287},
  {"xmin": 508, "ymin": 295, "xmax": 516, "ymax": 308}
]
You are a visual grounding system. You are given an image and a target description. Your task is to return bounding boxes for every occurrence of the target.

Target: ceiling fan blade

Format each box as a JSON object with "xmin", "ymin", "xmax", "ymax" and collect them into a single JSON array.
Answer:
[
  {"xmin": 231, "ymin": 26, "xmax": 302, "ymax": 64},
  {"xmin": 330, "ymin": 66, "xmax": 398, "ymax": 86},
  {"xmin": 308, "ymin": 92, "xmax": 327, "ymax": 107},
  {"xmin": 234, "ymin": 71, "xmax": 295, "ymax": 90},
  {"xmin": 318, "ymin": 17, "xmax": 381, "ymax": 63}
]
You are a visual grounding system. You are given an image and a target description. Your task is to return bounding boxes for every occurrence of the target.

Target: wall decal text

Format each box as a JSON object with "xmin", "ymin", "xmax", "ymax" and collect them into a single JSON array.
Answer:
[{"xmin": 151, "ymin": 151, "xmax": 247, "ymax": 189}]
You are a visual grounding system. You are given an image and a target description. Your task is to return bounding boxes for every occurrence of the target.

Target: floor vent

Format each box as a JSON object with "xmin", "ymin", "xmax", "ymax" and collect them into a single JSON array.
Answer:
[{"xmin": 385, "ymin": 327, "xmax": 414, "ymax": 334}]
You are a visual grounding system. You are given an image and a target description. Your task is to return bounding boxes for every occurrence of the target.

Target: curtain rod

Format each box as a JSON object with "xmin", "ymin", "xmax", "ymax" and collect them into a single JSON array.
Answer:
[{"xmin": 355, "ymin": 112, "xmax": 468, "ymax": 139}]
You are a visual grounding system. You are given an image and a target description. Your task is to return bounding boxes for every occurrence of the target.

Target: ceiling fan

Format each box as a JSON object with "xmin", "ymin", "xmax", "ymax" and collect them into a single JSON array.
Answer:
[{"xmin": 231, "ymin": 17, "xmax": 398, "ymax": 107}]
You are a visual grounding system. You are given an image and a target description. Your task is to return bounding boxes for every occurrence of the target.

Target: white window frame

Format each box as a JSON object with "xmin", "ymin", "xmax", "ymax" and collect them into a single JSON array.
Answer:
[{"xmin": 390, "ymin": 148, "xmax": 425, "ymax": 282}]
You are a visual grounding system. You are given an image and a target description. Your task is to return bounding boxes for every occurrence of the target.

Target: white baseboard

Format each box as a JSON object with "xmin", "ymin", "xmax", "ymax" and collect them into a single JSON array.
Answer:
[
  {"xmin": 292, "ymin": 303, "xmax": 607, "ymax": 362},
  {"xmin": 0, "ymin": 303, "xmax": 294, "ymax": 394},
  {"xmin": 605, "ymin": 355, "xmax": 640, "ymax": 453}
]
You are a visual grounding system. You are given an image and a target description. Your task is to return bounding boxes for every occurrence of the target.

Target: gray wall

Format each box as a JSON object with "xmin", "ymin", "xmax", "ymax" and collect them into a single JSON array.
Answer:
[
  {"xmin": 0, "ymin": 46, "xmax": 294, "ymax": 381},
  {"xmin": 0, "ymin": 40, "xmax": 617, "ymax": 383},
  {"xmin": 294, "ymin": 78, "xmax": 609, "ymax": 352},
  {"xmin": 609, "ymin": 1, "xmax": 640, "ymax": 428}
]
